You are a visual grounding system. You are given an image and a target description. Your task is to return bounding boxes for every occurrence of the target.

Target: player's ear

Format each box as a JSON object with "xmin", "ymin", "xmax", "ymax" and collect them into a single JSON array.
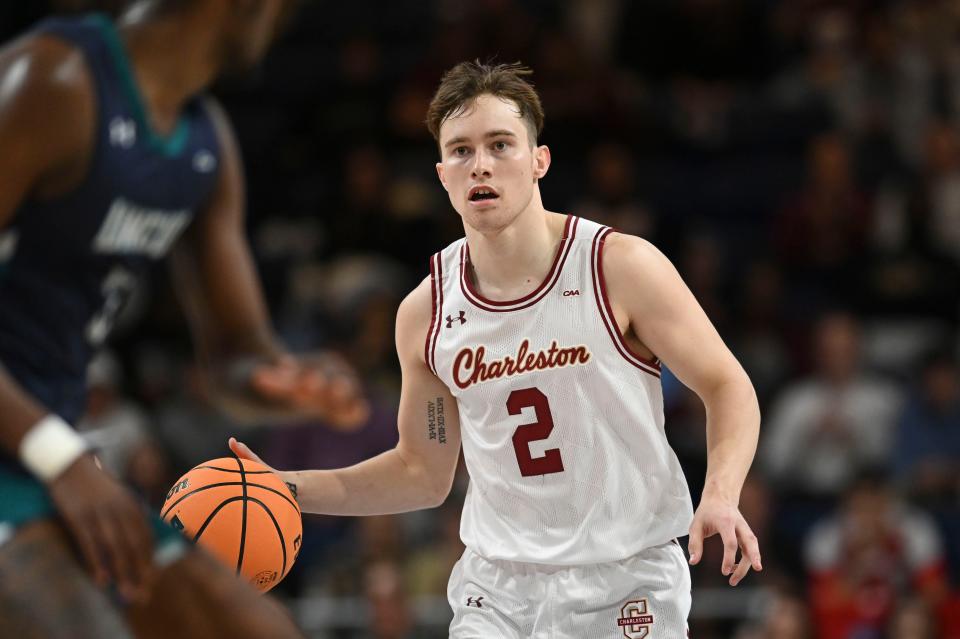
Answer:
[
  {"xmin": 436, "ymin": 161, "xmax": 449, "ymax": 192},
  {"xmin": 532, "ymin": 144, "xmax": 551, "ymax": 181}
]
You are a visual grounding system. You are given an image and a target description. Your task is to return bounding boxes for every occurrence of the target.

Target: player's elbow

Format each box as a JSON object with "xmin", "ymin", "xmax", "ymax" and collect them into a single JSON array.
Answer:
[
  {"xmin": 707, "ymin": 361, "xmax": 757, "ymax": 401},
  {"xmin": 419, "ymin": 463, "xmax": 455, "ymax": 507},
  {"xmin": 426, "ymin": 475, "xmax": 454, "ymax": 508},
  {"xmin": 396, "ymin": 447, "xmax": 455, "ymax": 508}
]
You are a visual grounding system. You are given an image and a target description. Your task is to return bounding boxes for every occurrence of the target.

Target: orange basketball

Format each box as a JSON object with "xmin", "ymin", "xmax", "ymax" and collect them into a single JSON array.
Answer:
[{"xmin": 161, "ymin": 456, "xmax": 302, "ymax": 592}]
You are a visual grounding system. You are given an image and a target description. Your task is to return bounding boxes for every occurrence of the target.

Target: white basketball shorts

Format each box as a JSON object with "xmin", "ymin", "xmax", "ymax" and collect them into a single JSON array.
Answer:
[{"xmin": 447, "ymin": 539, "xmax": 691, "ymax": 638}]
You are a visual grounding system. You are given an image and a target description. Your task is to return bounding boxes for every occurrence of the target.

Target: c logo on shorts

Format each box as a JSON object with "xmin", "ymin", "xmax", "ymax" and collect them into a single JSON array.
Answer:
[{"xmin": 617, "ymin": 598, "xmax": 655, "ymax": 638}]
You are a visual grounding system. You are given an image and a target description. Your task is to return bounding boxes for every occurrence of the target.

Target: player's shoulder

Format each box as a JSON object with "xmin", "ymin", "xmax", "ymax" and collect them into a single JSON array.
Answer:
[
  {"xmin": 397, "ymin": 277, "xmax": 434, "ymax": 333},
  {"xmin": 601, "ymin": 231, "xmax": 675, "ymax": 279},
  {"xmin": 0, "ymin": 33, "xmax": 93, "ymax": 112},
  {"xmin": 395, "ymin": 277, "xmax": 434, "ymax": 362},
  {"xmin": 598, "ymin": 231, "xmax": 688, "ymax": 313},
  {"xmin": 0, "ymin": 34, "xmax": 95, "ymax": 155}
]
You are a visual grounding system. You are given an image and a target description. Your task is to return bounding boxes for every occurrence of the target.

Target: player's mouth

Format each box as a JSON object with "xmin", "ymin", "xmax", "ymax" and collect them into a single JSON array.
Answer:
[{"xmin": 467, "ymin": 185, "xmax": 500, "ymax": 208}]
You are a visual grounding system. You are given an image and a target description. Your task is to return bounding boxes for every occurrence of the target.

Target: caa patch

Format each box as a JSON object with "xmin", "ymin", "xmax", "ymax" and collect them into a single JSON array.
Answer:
[{"xmin": 617, "ymin": 598, "xmax": 655, "ymax": 638}]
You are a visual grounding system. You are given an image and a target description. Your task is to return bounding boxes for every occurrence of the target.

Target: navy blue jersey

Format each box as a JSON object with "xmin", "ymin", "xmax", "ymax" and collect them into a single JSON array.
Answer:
[{"xmin": 0, "ymin": 14, "xmax": 222, "ymax": 426}]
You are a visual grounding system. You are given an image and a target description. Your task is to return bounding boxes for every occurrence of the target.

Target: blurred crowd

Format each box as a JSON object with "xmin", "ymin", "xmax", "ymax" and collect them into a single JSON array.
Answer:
[{"xmin": 3, "ymin": 1, "xmax": 960, "ymax": 637}]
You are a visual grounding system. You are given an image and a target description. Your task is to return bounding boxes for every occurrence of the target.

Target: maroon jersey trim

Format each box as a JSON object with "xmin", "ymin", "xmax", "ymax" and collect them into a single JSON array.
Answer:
[
  {"xmin": 591, "ymin": 227, "xmax": 661, "ymax": 378},
  {"xmin": 459, "ymin": 215, "xmax": 579, "ymax": 312},
  {"xmin": 425, "ymin": 252, "xmax": 443, "ymax": 376}
]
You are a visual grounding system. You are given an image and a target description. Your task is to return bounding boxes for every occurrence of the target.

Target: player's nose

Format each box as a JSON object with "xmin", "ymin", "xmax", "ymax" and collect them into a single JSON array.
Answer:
[{"xmin": 470, "ymin": 148, "xmax": 493, "ymax": 178}]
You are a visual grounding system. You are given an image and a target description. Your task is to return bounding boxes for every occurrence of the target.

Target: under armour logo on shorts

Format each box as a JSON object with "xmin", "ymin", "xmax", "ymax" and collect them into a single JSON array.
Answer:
[{"xmin": 466, "ymin": 596, "xmax": 484, "ymax": 608}]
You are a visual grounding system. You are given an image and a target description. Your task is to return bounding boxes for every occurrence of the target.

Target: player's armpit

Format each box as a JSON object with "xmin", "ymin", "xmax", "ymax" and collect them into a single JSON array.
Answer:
[{"xmin": 598, "ymin": 232, "xmax": 747, "ymax": 397}]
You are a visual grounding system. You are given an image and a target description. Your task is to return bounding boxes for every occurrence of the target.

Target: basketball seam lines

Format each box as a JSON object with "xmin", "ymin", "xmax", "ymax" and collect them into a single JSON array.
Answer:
[
  {"xmin": 193, "ymin": 466, "xmax": 272, "ymax": 474},
  {"xmin": 235, "ymin": 456, "xmax": 248, "ymax": 574},
  {"xmin": 247, "ymin": 496, "xmax": 288, "ymax": 580},
  {"xmin": 191, "ymin": 496, "xmax": 244, "ymax": 543},
  {"xmin": 161, "ymin": 481, "xmax": 301, "ymax": 521}
]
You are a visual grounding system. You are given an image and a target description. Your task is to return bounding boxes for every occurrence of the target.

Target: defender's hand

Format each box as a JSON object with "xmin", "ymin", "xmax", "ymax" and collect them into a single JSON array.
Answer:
[
  {"xmin": 687, "ymin": 492, "xmax": 762, "ymax": 587},
  {"xmin": 249, "ymin": 353, "xmax": 370, "ymax": 430},
  {"xmin": 47, "ymin": 454, "xmax": 154, "ymax": 601}
]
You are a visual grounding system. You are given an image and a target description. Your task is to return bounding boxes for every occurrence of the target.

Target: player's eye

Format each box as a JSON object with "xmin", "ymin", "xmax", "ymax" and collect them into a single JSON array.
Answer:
[
  {"xmin": 493, "ymin": 141, "xmax": 507, "ymax": 151},
  {"xmin": 454, "ymin": 146, "xmax": 469, "ymax": 157}
]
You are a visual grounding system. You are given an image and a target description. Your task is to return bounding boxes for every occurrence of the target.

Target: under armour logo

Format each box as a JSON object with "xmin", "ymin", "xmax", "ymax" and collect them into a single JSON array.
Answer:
[
  {"xmin": 466, "ymin": 596, "xmax": 484, "ymax": 608},
  {"xmin": 192, "ymin": 149, "xmax": 217, "ymax": 173},
  {"xmin": 446, "ymin": 311, "xmax": 467, "ymax": 327},
  {"xmin": 109, "ymin": 117, "xmax": 137, "ymax": 148}
]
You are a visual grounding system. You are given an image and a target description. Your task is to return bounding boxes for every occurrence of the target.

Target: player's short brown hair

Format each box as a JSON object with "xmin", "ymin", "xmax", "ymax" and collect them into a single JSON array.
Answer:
[{"xmin": 426, "ymin": 61, "xmax": 544, "ymax": 147}]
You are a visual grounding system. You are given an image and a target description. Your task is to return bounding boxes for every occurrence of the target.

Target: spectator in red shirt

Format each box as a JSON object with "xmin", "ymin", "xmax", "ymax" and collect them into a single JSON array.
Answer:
[{"xmin": 804, "ymin": 471, "xmax": 948, "ymax": 639}]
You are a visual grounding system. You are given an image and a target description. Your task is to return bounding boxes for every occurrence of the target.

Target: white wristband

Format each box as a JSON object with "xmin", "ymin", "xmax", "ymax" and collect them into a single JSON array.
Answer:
[{"xmin": 18, "ymin": 415, "xmax": 89, "ymax": 482}]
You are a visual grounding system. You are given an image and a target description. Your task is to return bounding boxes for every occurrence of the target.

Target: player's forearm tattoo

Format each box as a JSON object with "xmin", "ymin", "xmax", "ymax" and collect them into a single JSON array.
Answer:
[{"xmin": 427, "ymin": 397, "xmax": 447, "ymax": 444}]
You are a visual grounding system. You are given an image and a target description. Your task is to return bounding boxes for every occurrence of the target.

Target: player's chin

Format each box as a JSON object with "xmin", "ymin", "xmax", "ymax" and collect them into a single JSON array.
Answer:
[{"xmin": 466, "ymin": 206, "xmax": 519, "ymax": 234}]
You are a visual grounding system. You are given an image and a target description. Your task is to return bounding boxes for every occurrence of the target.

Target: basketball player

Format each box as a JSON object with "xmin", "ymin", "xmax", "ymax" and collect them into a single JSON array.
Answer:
[
  {"xmin": 0, "ymin": 1, "xmax": 366, "ymax": 637},
  {"xmin": 232, "ymin": 61, "xmax": 763, "ymax": 637}
]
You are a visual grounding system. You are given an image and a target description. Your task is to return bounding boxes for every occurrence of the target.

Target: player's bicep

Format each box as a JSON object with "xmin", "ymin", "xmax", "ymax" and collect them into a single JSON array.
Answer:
[
  {"xmin": 606, "ymin": 235, "xmax": 743, "ymax": 394},
  {"xmin": 394, "ymin": 282, "xmax": 462, "ymax": 499},
  {"xmin": 397, "ymin": 353, "xmax": 462, "ymax": 462}
]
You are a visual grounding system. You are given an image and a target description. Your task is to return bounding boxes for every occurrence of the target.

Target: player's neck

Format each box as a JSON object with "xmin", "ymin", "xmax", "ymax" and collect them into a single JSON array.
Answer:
[
  {"xmin": 116, "ymin": 7, "xmax": 220, "ymax": 133},
  {"xmin": 464, "ymin": 202, "xmax": 567, "ymax": 302}
]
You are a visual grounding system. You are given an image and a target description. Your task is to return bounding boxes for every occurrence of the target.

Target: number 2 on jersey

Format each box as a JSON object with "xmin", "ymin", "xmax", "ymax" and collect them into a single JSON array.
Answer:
[
  {"xmin": 508, "ymin": 388, "xmax": 565, "ymax": 477},
  {"xmin": 86, "ymin": 266, "xmax": 135, "ymax": 346}
]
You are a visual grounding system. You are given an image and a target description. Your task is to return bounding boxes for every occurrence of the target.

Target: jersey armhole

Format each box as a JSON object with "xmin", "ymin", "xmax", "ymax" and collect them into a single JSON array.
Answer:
[
  {"xmin": 424, "ymin": 252, "xmax": 443, "ymax": 377},
  {"xmin": 590, "ymin": 227, "xmax": 662, "ymax": 378}
]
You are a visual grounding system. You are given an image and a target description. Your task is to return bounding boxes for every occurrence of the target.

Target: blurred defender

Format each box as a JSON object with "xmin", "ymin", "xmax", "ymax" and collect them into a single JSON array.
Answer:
[
  {"xmin": 234, "ymin": 62, "xmax": 764, "ymax": 638},
  {"xmin": 0, "ymin": 1, "xmax": 366, "ymax": 637}
]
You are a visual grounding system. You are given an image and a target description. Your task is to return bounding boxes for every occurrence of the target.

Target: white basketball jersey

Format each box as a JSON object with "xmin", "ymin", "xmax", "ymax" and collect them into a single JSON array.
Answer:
[{"xmin": 425, "ymin": 216, "xmax": 694, "ymax": 565}]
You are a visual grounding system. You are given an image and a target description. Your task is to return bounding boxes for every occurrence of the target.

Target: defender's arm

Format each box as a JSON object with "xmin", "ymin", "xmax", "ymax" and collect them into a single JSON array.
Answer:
[
  {"xmin": 169, "ymin": 98, "xmax": 282, "ymax": 365},
  {"xmin": 231, "ymin": 278, "xmax": 463, "ymax": 514},
  {"xmin": 171, "ymin": 99, "xmax": 366, "ymax": 427},
  {"xmin": 0, "ymin": 35, "xmax": 95, "ymax": 455}
]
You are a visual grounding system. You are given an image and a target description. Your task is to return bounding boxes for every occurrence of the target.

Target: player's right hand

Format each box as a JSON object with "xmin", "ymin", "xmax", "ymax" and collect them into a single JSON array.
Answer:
[
  {"xmin": 47, "ymin": 453, "xmax": 154, "ymax": 601},
  {"xmin": 228, "ymin": 437, "xmax": 300, "ymax": 501},
  {"xmin": 228, "ymin": 437, "xmax": 270, "ymax": 468}
]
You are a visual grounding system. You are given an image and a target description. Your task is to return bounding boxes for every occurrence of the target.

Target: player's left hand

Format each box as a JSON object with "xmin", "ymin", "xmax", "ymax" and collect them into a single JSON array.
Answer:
[
  {"xmin": 247, "ymin": 352, "xmax": 370, "ymax": 431},
  {"xmin": 687, "ymin": 491, "xmax": 762, "ymax": 587}
]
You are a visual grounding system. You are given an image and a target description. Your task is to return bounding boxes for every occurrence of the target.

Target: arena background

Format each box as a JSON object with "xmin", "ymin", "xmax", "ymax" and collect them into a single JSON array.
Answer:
[{"xmin": 2, "ymin": 1, "xmax": 960, "ymax": 637}]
